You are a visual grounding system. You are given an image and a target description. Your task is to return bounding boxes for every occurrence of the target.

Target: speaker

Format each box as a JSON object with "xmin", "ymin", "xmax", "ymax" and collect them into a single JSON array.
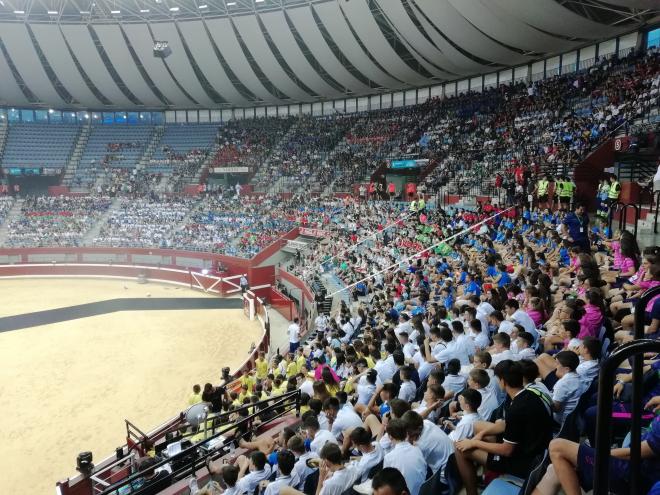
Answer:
[{"xmin": 153, "ymin": 41, "xmax": 172, "ymax": 58}]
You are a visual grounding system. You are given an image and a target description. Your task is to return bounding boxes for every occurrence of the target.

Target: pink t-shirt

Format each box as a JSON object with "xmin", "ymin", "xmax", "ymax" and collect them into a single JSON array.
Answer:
[
  {"xmin": 526, "ymin": 309, "xmax": 545, "ymax": 327},
  {"xmin": 638, "ymin": 279, "xmax": 660, "ymax": 290},
  {"xmin": 619, "ymin": 257, "xmax": 636, "ymax": 275},
  {"xmin": 612, "ymin": 241, "xmax": 622, "ymax": 269},
  {"xmin": 578, "ymin": 304, "xmax": 603, "ymax": 339}
]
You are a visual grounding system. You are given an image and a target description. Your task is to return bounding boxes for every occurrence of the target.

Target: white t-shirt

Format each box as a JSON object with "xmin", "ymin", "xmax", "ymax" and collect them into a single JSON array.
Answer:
[
  {"xmin": 498, "ymin": 320, "xmax": 515, "ymax": 335},
  {"xmin": 490, "ymin": 349, "xmax": 515, "ymax": 367},
  {"xmin": 477, "ymin": 387, "xmax": 500, "ymax": 422},
  {"xmin": 443, "ymin": 374, "xmax": 467, "ymax": 395},
  {"xmin": 384, "ymin": 442, "xmax": 427, "ymax": 495},
  {"xmin": 263, "ymin": 475, "xmax": 294, "ymax": 495},
  {"xmin": 319, "ymin": 466, "xmax": 361, "ymax": 495},
  {"xmin": 449, "ymin": 412, "xmax": 479, "ymax": 441},
  {"xmin": 310, "ymin": 429, "xmax": 338, "ymax": 454},
  {"xmin": 292, "ymin": 451, "xmax": 316, "ymax": 490},
  {"xmin": 515, "ymin": 347, "xmax": 536, "ymax": 361},
  {"xmin": 288, "ymin": 323, "xmax": 301, "ymax": 344},
  {"xmin": 356, "ymin": 376, "xmax": 376, "ymax": 405},
  {"xmin": 415, "ymin": 420, "xmax": 454, "ymax": 475},
  {"xmin": 374, "ymin": 355, "xmax": 397, "ymax": 382},
  {"xmin": 576, "ymin": 359, "xmax": 599, "ymax": 393},
  {"xmin": 398, "ymin": 380, "xmax": 417, "ymax": 403},
  {"xmin": 552, "ymin": 371, "xmax": 582, "ymax": 424},
  {"xmin": 473, "ymin": 332, "xmax": 490, "ymax": 351},
  {"xmin": 236, "ymin": 466, "xmax": 272, "ymax": 495},
  {"xmin": 350, "ymin": 445, "xmax": 384, "ymax": 483},
  {"xmin": 331, "ymin": 404, "xmax": 363, "ymax": 439}
]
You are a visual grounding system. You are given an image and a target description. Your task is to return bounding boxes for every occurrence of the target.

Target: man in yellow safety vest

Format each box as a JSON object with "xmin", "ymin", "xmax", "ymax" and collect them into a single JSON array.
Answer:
[
  {"xmin": 535, "ymin": 175, "xmax": 551, "ymax": 209},
  {"xmin": 559, "ymin": 175, "xmax": 575, "ymax": 210},
  {"xmin": 608, "ymin": 174, "xmax": 621, "ymax": 207}
]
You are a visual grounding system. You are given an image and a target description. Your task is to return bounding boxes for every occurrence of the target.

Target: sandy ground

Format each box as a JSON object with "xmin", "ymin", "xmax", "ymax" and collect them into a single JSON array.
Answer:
[{"xmin": 0, "ymin": 279, "xmax": 261, "ymax": 495}]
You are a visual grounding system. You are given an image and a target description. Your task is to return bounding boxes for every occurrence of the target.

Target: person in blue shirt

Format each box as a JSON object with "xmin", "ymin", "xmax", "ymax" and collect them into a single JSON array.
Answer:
[
  {"xmin": 563, "ymin": 203, "xmax": 590, "ymax": 252},
  {"xmin": 494, "ymin": 264, "xmax": 512, "ymax": 287},
  {"xmin": 463, "ymin": 273, "xmax": 481, "ymax": 298}
]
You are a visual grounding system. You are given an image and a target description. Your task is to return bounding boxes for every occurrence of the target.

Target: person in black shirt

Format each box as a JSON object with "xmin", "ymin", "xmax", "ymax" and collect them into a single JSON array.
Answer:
[{"xmin": 454, "ymin": 360, "xmax": 554, "ymax": 495}]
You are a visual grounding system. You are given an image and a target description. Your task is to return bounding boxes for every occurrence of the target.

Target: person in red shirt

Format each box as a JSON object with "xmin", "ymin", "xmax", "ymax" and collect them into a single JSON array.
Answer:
[
  {"xmin": 405, "ymin": 182, "xmax": 417, "ymax": 200},
  {"xmin": 388, "ymin": 182, "xmax": 396, "ymax": 201}
]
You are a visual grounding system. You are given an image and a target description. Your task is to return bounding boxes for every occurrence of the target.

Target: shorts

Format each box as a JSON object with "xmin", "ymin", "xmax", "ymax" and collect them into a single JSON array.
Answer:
[
  {"xmin": 486, "ymin": 452, "xmax": 529, "ymax": 478},
  {"xmin": 289, "ymin": 341, "xmax": 300, "ymax": 353},
  {"xmin": 543, "ymin": 369, "xmax": 559, "ymax": 389},
  {"xmin": 538, "ymin": 194, "xmax": 548, "ymax": 203},
  {"xmin": 577, "ymin": 443, "xmax": 632, "ymax": 493}
]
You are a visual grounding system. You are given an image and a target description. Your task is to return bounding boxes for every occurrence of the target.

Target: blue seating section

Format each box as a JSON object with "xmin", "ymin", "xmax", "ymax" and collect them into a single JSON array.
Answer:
[
  {"xmin": 74, "ymin": 124, "xmax": 155, "ymax": 187},
  {"xmin": 151, "ymin": 124, "xmax": 217, "ymax": 160},
  {"xmin": 2, "ymin": 123, "xmax": 79, "ymax": 169}
]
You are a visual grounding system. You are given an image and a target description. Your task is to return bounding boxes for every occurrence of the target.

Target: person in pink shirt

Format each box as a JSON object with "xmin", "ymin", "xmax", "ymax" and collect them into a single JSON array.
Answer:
[
  {"xmin": 525, "ymin": 297, "xmax": 547, "ymax": 328},
  {"xmin": 577, "ymin": 290, "xmax": 605, "ymax": 339}
]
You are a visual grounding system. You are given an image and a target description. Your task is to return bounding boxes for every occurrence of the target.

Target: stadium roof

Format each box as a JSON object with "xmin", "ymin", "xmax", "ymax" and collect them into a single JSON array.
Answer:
[{"xmin": 0, "ymin": 0, "xmax": 657, "ymax": 110}]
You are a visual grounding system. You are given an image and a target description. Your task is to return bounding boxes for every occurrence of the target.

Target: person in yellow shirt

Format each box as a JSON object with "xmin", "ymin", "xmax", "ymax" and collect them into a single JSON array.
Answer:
[
  {"xmin": 239, "ymin": 372, "xmax": 255, "ymax": 394},
  {"xmin": 285, "ymin": 353, "xmax": 298, "ymax": 379},
  {"xmin": 237, "ymin": 383, "xmax": 250, "ymax": 404},
  {"xmin": 187, "ymin": 384, "xmax": 203, "ymax": 406},
  {"xmin": 295, "ymin": 347, "xmax": 307, "ymax": 373},
  {"xmin": 255, "ymin": 351, "xmax": 268, "ymax": 380}
]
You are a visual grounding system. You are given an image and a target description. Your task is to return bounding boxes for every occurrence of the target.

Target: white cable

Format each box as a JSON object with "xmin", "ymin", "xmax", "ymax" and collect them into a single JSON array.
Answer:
[{"xmin": 325, "ymin": 206, "xmax": 515, "ymax": 298}]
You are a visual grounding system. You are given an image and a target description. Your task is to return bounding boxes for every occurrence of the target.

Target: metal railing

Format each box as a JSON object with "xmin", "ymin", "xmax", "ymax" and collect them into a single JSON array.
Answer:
[
  {"xmin": 608, "ymin": 201, "xmax": 640, "ymax": 238},
  {"xmin": 98, "ymin": 390, "xmax": 301, "ymax": 495},
  {"xmin": 593, "ymin": 286, "xmax": 660, "ymax": 495}
]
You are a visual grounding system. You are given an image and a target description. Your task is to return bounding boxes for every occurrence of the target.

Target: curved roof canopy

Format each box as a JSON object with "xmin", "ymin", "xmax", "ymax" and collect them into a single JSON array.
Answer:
[{"xmin": 0, "ymin": 0, "xmax": 657, "ymax": 109}]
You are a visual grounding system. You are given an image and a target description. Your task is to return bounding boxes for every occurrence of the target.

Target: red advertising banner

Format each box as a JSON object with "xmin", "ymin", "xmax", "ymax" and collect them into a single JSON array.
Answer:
[{"xmin": 299, "ymin": 227, "xmax": 332, "ymax": 238}]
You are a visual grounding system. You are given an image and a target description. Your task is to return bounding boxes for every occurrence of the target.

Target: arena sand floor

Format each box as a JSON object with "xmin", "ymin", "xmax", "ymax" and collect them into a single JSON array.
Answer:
[{"xmin": 0, "ymin": 278, "xmax": 262, "ymax": 494}]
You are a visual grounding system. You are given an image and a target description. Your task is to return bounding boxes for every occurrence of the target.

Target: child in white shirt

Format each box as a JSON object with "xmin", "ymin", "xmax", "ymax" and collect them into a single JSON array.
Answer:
[
  {"xmin": 443, "ymin": 358, "xmax": 467, "ymax": 398},
  {"xmin": 446, "ymin": 389, "xmax": 482, "ymax": 441},
  {"xmin": 398, "ymin": 365, "xmax": 417, "ymax": 403},
  {"xmin": 514, "ymin": 331, "xmax": 536, "ymax": 361}
]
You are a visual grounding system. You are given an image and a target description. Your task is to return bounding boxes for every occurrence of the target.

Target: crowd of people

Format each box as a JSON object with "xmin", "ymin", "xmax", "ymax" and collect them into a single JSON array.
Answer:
[
  {"xmin": 177, "ymin": 191, "xmax": 660, "ymax": 495},
  {"xmin": 5, "ymin": 196, "xmax": 111, "ymax": 247}
]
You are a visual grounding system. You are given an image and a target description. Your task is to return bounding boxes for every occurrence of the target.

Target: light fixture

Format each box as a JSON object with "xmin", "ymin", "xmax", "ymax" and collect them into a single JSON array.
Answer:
[
  {"xmin": 80, "ymin": 10, "xmax": 90, "ymax": 14},
  {"xmin": 13, "ymin": 10, "xmax": 25, "ymax": 14},
  {"xmin": 227, "ymin": 1, "xmax": 236, "ymax": 5},
  {"xmin": 47, "ymin": 10, "xmax": 58, "ymax": 14},
  {"xmin": 140, "ymin": 8, "xmax": 150, "ymax": 12},
  {"xmin": 169, "ymin": 6, "xmax": 179, "ymax": 11},
  {"xmin": 84, "ymin": 114, "xmax": 89, "ymax": 119},
  {"xmin": 110, "ymin": 9, "xmax": 120, "ymax": 14},
  {"xmin": 48, "ymin": 109, "xmax": 54, "ymax": 114},
  {"xmin": 198, "ymin": 4, "xmax": 208, "ymax": 8},
  {"xmin": 255, "ymin": 0, "xmax": 265, "ymax": 3}
]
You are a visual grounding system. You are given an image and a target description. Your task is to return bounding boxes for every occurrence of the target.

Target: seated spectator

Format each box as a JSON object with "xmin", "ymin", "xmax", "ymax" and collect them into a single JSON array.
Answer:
[
  {"xmin": 383, "ymin": 418, "xmax": 427, "ymax": 495},
  {"xmin": 454, "ymin": 360, "xmax": 554, "ymax": 495}
]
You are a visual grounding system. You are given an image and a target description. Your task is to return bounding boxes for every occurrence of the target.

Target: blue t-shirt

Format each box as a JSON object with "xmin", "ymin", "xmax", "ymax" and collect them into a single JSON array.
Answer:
[
  {"xmin": 486, "ymin": 265, "xmax": 498, "ymax": 277},
  {"xmin": 498, "ymin": 271, "xmax": 511, "ymax": 287},
  {"xmin": 465, "ymin": 281, "xmax": 481, "ymax": 297}
]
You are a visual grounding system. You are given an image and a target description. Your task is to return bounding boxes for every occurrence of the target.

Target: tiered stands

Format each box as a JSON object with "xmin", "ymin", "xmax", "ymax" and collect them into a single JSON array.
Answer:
[
  {"xmin": 1, "ymin": 123, "xmax": 79, "ymax": 170},
  {"xmin": 73, "ymin": 124, "xmax": 155, "ymax": 188}
]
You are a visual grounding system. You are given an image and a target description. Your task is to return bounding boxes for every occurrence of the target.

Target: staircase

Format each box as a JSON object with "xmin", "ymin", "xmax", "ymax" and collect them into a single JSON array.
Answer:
[
  {"xmin": 0, "ymin": 198, "xmax": 23, "ymax": 247},
  {"xmin": 138, "ymin": 125, "xmax": 165, "ymax": 168},
  {"xmin": 63, "ymin": 122, "xmax": 92, "ymax": 187},
  {"xmin": 0, "ymin": 119, "xmax": 8, "ymax": 163},
  {"xmin": 320, "ymin": 272, "xmax": 351, "ymax": 314},
  {"xmin": 82, "ymin": 197, "xmax": 122, "ymax": 245}
]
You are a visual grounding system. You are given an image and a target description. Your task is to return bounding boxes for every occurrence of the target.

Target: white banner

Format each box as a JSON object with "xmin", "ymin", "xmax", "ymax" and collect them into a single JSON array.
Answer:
[
  {"xmin": 212, "ymin": 166, "xmax": 249, "ymax": 174},
  {"xmin": 299, "ymin": 227, "xmax": 332, "ymax": 238}
]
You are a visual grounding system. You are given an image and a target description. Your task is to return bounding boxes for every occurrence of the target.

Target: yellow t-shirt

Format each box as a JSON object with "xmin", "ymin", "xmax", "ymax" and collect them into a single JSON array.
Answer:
[
  {"xmin": 365, "ymin": 356, "xmax": 376, "ymax": 368},
  {"xmin": 240, "ymin": 374, "xmax": 255, "ymax": 392},
  {"xmin": 286, "ymin": 361, "xmax": 298, "ymax": 378},
  {"xmin": 255, "ymin": 359, "xmax": 268, "ymax": 380},
  {"xmin": 300, "ymin": 405, "xmax": 310, "ymax": 416},
  {"xmin": 326, "ymin": 384, "xmax": 339, "ymax": 397},
  {"xmin": 296, "ymin": 355, "xmax": 307, "ymax": 373},
  {"xmin": 188, "ymin": 393, "xmax": 203, "ymax": 406}
]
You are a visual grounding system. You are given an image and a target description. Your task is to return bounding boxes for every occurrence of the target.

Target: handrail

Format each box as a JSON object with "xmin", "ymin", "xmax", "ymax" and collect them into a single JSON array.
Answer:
[
  {"xmin": 593, "ymin": 285, "xmax": 660, "ymax": 495},
  {"xmin": 608, "ymin": 201, "xmax": 640, "ymax": 238},
  {"xmin": 98, "ymin": 390, "xmax": 301, "ymax": 495}
]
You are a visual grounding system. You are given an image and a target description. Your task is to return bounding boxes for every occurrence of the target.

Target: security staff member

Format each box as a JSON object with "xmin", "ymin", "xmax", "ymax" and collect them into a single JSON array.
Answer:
[
  {"xmin": 559, "ymin": 176, "xmax": 575, "ymax": 210},
  {"xmin": 608, "ymin": 174, "xmax": 621, "ymax": 207},
  {"xmin": 535, "ymin": 175, "xmax": 550, "ymax": 209}
]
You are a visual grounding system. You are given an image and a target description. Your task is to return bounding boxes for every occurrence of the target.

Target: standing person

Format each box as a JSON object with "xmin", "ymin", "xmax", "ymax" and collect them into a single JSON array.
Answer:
[
  {"xmin": 560, "ymin": 176, "xmax": 576, "ymax": 211},
  {"xmin": 288, "ymin": 317, "xmax": 302, "ymax": 354},
  {"xmin": 608, "ymin": 173, "xmax": 621, "ymax": 207},
  {"xmin": 358, "ymin": 184, "xmax": 366, "ymax": 201},
  {"xmin": 239, "ymin": 275, "xmax": 249, "ymax": 294},
  {"xmin": 535, "ymin": 175, "xmax": 550, "ymax": 210},
  {"xmin": 563, "ymin": 202, "xmax": 590, "ymax": 252},
  {"xmin": 388, "ymin": 182, "xmax": 396, "ymax": 201},
  {"xmin": 235, "ymin": 182, "xmax": 242, "ymax": 198}
]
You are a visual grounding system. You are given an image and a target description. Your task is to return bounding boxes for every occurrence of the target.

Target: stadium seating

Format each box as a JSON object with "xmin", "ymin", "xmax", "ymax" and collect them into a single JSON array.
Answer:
[
  {"xmin": 73, "ymin": 124, "xmax": 155, "ymax": 188},
  {"xmin": 2, "ymin": 123, "xmax": 79, "ymax": 169}
]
